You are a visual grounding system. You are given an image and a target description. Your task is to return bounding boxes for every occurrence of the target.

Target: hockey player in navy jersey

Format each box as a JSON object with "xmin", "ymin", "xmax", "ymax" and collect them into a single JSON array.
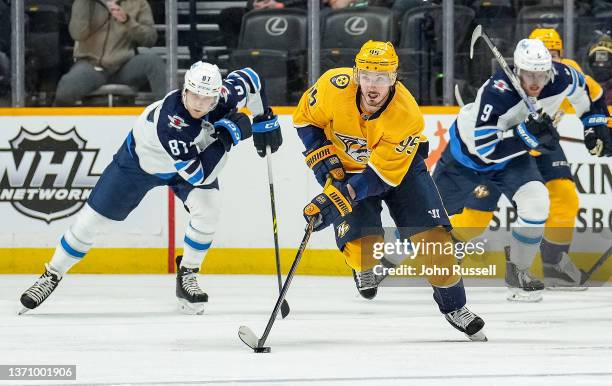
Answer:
[
  {"xmin": 18, "ymin": 61, "xmax": 283, "ymax": 315},
  {"xmin": 432, "ymin": 39, "xmax": 612, "ymax": 302}
]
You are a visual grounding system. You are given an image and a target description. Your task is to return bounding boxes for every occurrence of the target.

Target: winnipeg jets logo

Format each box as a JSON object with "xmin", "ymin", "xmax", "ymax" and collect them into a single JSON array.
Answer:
[
  {"xmin": 493, "ymin": 80, "xmax": 510, "ymax": 93},
  {"xmin": 335, "ymin": 133, "xmax": 369, "ymax": 163},
  {"xmin": 168, "ymin": 115, "xmax": 189, "ymax": 131}
]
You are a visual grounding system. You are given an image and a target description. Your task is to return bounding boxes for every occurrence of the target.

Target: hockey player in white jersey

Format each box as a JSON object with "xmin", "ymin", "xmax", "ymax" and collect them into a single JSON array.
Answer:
[
  {"xmin": 19, "ymin": 61, "xmax": 283, "ymax": 315},
  {"xmin": 432, "ymin": 39, "xmax": 612, "ymax": 302}
]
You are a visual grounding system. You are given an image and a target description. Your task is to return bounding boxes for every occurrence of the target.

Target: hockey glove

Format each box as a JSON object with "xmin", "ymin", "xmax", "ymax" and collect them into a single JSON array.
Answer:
[
  {"xmin": 303, "ymin": 182, "xmax": 353, "ymax": 232},
  {"xmin": 514, "ymin": 112, "xmax": 559, "ymax": 152},
  {"xmin": 252, "ymin": 108, "xmax": 283, "ymax": 157},
  {"xmin": 584, "ymin": 125, "xmax": 612, "ymax": 157},
  {"xmin": 213, "ymin": 111, "xmax": 252, "ymax": 152},
  {"xmin": 303, "ymin": 140, "xmax": 346, "ymax": 187}
]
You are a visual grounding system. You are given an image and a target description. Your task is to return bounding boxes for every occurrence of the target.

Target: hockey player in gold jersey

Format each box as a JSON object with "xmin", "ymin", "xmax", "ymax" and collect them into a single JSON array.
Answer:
[
  {"xmin": 293, "ymin": 40, "xmax": 486, "ymax": 341},
  {"xmin": 448, "ymin": 29, "xmax": 611, "ymax": 291}
]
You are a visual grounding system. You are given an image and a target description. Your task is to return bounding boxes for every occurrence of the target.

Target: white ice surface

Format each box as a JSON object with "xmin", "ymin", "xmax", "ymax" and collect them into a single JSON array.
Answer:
[{"xmin": 1, "ymin": 274, "xmax": 612, "ymax": 385}]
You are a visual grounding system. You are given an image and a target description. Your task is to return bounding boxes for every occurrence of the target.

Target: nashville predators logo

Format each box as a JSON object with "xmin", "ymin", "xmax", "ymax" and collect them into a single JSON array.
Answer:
[
  {"xmin": 330, "ymin": 74, "xmax": 350, "ymax": 89},
  {"xmin": 336, "ymin": 221, "xmax": 350, "ymax": 238},
  {"xmin": 473, "ymin": 185, "xmax": 490, "ymax": 199},
  {"xmin": 335, "ymin": 133, "xmax": 369, "ymax": 163}
]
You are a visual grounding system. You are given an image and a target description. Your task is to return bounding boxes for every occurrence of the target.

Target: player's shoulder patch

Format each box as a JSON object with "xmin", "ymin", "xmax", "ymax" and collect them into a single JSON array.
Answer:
[
  {"xmin": 482, "ymin": 73, "xmax": 521, "ymax": 109},
  {"xmin": 167, "ymin": 114, "xmax": 189, "ymax": 131},
  {"xmin": 491, "ymin": 78, "xmax": 511, "ymax": 93},
  {"xmin": 330, "ymin": 73, "xmax": 351, "ymax": 89}
]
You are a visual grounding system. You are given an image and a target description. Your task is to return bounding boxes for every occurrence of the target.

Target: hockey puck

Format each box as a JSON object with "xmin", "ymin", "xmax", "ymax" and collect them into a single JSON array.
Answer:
[{"xmin": 254, "ymin": 346, "xmax": 271, "ymax": 353}]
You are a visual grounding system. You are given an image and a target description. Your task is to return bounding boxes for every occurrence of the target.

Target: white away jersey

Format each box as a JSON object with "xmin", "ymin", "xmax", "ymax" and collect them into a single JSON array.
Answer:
[
  {"xmin": 130, "ymin": 68, "xmax": 266, "ymax": 185},
  {"xmin": 452, "ymin": 61, "xmax": 609, "ymax": 171}
]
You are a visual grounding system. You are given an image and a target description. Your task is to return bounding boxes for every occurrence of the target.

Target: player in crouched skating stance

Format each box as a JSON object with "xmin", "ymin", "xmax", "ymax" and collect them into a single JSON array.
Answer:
[
  {"xmin": 433, "ymin": 38, "xmax": 611, "ymax": 302},
  {"xmin": 293, "ymin": 40, "xmax": 486, "ymax": 341},
  {"xmin": 19, "ymin": 61, "xmax": 282, "ymax": 315},
  {"xmin": 450, "ymin": 29, "xmax": 612, "ymax": 292}
]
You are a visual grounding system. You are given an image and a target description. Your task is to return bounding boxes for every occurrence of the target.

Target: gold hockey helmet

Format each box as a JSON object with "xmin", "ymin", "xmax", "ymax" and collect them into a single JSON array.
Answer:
[
  {"xmin": 354, "ymin": 40, "xmax": 398, "ymax": 86},
  {"xmin": 529, "ymin": 28, "xmax": 563, "ymax": 53}
]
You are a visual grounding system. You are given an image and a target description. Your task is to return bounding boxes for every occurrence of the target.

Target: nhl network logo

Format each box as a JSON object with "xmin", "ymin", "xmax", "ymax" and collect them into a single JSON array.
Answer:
[{"xmin": 0, "ymin": 127, "xmax": 100, "ymax": 223}]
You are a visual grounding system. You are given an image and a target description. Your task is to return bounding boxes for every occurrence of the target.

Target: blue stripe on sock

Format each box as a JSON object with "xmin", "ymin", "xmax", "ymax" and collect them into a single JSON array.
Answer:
[
  {"xmin": 511, "ymin": 230, "xmax": 542, "ymax": 245},
  {"xmin": 184, "ymin": 236, "xmax": 212, "ymax": 251},
  {"xmin": 519, "ymin": 216, "xmax": 546, "ymax": 225},
  {"xmin": 60, "ymin": 236, "xmax": 86, "ymax": 259}
]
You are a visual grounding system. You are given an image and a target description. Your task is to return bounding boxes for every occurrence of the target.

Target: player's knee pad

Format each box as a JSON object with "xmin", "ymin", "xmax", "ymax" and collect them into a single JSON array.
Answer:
[
  {"xmin": 70, "ymin": 204, "xmax": 113, "ymax": 244},
  {"xmin": 411, "ymin": 227, "xmax": 460, "ymax": 288},
  {"xmin": 450, "ymin": 208, "xmax": 493, "ymax": 242},
  {"xmin": 58, "ymin": 204, "xmax": 113, "ymax": 260},
  {"xmin": 184, "ymin": 188, "xmax": 221, "ymax": 235},
  {"xmin": 343, "ymin": 235, "xmax": 384, "ymax": 272},
  {"xmin": 544, "ymin": 178, "xmax": 579, "ymax": 244},
  {"xmin": 512, "ymin": 181, "xmax": 550, "ymax": 223}
]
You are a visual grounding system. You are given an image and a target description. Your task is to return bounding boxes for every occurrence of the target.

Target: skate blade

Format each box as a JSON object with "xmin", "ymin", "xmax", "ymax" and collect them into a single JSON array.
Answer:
[
  {"xmin": 177, "ymin": 298, "xmax": 205, "ymax": 315},
  {"xmin": 545, "ymin": 285, "xmax": 588, "ymax": 292},
  {"xmin": 467, "ymin": 329, "xmax": 488, "ymax": 342},
  {"xmin": 506, "ymin": 288, "xmax": 543, "ymax": 303},
  {"xmin": 545, "ymin": 279, "xmax": 588, "ymax": 291},
  {"xmin": 18, "ymin": 307, "xmax": 31, "ymax": 315}
]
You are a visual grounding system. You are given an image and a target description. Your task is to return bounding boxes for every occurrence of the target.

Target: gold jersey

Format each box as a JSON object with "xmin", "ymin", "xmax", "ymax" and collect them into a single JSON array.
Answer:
[
  {"xmin": 293, "ymin": 68, "xmax": 424, "ymax": 187},
  {"xmin": 560, "ymin": 58, "xmax": 603, "ymax": 111}
]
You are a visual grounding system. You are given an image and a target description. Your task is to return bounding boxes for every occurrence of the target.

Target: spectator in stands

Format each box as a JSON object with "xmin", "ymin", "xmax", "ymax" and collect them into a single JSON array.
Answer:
[
  {"xmin": 219, "ymin": 0, "xmax": 393, "ymax": 50},
  {"xmin": 219, "ymin": 0, "xmax": 307, "ymax": 50},
  {"xmin": 588, "ymin": 33, "xmax": 612, "ymax": 105},
  {"xmin": 54, "ymin": 0, "xmax": 165, "ymax": 106},
  {"xmin": 0, "ymin": 0, "xmax": 10, "ymax": 105},
  {"xmin": 391, "ymin": 0, "xmax": 436, "ymax": 21}
]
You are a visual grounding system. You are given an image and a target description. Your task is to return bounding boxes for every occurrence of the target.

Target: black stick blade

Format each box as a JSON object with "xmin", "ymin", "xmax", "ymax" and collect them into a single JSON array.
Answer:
[
  {"xmin": 280, "ymin": 299, "xmax": 290, "ymax": 319},
  {"xmin": 238, "ymin": 326, "xmax": 259, "ymax": 349}
]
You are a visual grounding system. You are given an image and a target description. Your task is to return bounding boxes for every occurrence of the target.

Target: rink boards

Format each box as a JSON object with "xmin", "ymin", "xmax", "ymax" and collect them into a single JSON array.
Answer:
[{"xmin": 0, "ymin": 106, "xmax": 610, "ymax": 276}]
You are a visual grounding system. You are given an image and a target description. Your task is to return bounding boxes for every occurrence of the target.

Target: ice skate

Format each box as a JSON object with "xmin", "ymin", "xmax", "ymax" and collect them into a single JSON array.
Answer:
[
  {"xmin": 176, "ymin": 255, "xmax": 208, "ymax": 315},
  {"xmin": 351, "ymin": 257, "xmax": 396, "ymax": 300},
  {"xmin": 444, "ymin": 306, "xmax": 487, "ymax": 342},
  {"xmin": 352, "ymin": 268, "xmax": 379, "ymax": 299},
  {"xmin": 543, "ymin": 252, "xmax": 588, "ymax": 291},
  {"xmin": 19, "ymin": 264, "xmax": 62, "ymax": 315},
  {"xmin": 505, "ymin": 247, "xmax": 544, "ymax": 302}
]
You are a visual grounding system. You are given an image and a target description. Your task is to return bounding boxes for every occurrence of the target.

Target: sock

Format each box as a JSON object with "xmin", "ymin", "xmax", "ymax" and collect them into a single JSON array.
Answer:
[
  {"xmin": 181, "ymin": 222, "xmax": 213, "ymax": 269},
  {"xmin": 540, "ymin": 238, "xmax": 569, "ymax": 265},
  {"xmin": 509, "ymin": 216, "xmax": 545, "ymax": 270},
  {"xmin": 433, "ymin": 278, "xmax": 466, "ymax": 314},
  {"xmin": 49, "ymin": 228, "xmax": 92, "ymax": 275}
]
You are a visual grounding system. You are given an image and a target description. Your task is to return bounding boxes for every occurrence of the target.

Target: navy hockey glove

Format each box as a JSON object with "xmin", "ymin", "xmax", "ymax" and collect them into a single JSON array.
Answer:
[
  {"xmin": 514, "ymin": 113, "xmax": 559, "ymax": 151},
  {"xmin": 252, "ymin": 108, "xmax": 283, "ymax": 157},
  {"xmin": 303, "ymin": 181, "xmax": 353, "ymax": 232},
  {"xmin": 584, "ymin": 125, "xmax": 612, "ymax": 157},
  {"xmin": 582, "ymin": 114, "xmax": 612, "ymax": 157},
  {"xmin": 303, "ymin": 140, "xmax": 346, "ymax": 187},
  {"xmin": 213, "ymin": 112, "xmax": 252, "ymax": 152}
]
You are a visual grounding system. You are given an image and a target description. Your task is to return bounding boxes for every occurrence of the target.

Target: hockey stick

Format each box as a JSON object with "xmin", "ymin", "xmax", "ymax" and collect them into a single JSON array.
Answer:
[
  {"xmin": 454, "ymin": 84, "xmax": 465, "ymax": 107},
  {"xmin": 580, "ymin": 245, "xmax": 612, "ymax": 285},
  {"xmin": 265, "ymin": 145, "xmax": 290, "ymax": 319},
  {"xmin": 238, "ymin": 217, "xmax": 316, "ymax": 353},
  {"xmin": 453, "ymin": 83, "xmax": 584, "ymax": 144},
  {"xmin": 470, "ymin": 25, "xmax": 540, "ymax": 119}
]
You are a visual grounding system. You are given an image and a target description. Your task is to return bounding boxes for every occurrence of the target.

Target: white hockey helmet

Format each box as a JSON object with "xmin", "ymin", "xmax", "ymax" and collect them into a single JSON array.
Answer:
[
  {"xmin": 514, "ymin": 39, "xmax": 552, "ymax": 73},
  {"xmin": 183, "ymin": 61, "xmax": 222, "ymax": 97}
]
